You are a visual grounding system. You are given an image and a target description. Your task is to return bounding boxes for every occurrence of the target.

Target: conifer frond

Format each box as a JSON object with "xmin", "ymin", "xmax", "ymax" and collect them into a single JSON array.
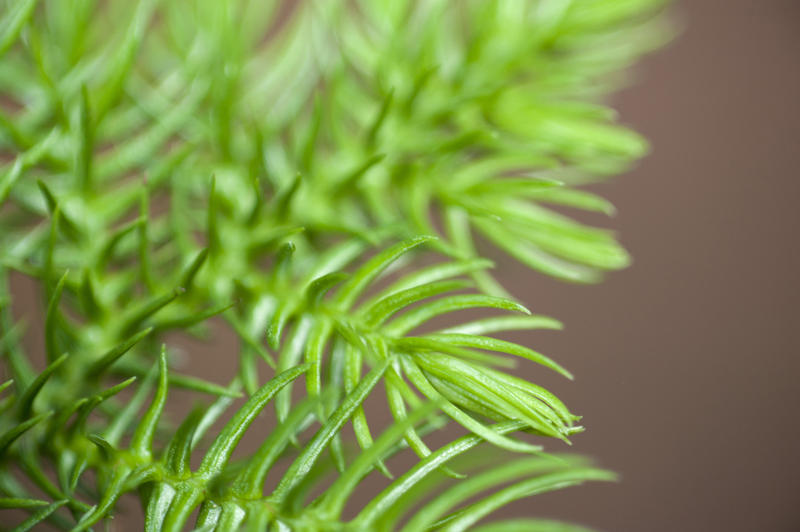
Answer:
[{"xmin": 0, "ymin": 0, "xmax": 668, "ymax": 529}]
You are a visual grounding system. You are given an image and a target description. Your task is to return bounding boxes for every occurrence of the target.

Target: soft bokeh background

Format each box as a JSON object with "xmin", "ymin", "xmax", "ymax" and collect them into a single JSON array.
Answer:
[
  {"xmin": 500, "ymin": 1, "xmax": 800, "ymax": 530},
  {"xmin": 7, "ymin": 1, "xmax": 798, "ymax": 530}
]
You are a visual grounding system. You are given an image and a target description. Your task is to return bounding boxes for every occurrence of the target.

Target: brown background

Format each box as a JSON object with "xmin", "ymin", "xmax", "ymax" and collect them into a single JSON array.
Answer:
[{"xmin": 499, "ymin": 1, "xmax": 800, "ymax": 530}]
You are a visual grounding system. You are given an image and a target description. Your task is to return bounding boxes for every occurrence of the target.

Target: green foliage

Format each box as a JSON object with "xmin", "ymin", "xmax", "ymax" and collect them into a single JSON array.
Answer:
[{"xmin": 0, "ymin": 0, "xmax": 669, "ymax": 530}]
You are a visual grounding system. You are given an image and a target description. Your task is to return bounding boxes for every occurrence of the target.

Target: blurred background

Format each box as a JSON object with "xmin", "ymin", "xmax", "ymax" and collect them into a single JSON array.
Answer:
[{"xmin": 501, "ymin": 1, "xmax": 800, "ymax": 530}]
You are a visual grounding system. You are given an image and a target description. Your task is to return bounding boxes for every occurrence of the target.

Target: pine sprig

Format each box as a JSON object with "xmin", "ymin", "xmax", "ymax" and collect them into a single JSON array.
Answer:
[{"xmin": 0, "ymin": 0, "xmax": 669, "ymax": 530}]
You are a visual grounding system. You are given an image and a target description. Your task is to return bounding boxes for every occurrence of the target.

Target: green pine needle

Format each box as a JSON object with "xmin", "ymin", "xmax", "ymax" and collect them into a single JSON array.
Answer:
[{"xmin": 0, "ymin": 0, "xmax": 670, "ymax": 530}]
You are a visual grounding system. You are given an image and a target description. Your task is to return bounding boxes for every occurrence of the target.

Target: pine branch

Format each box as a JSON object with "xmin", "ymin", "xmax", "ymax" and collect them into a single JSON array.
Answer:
[{"xmin": 0, "ymin": 0, "xmax": 670, "ymax": 529}]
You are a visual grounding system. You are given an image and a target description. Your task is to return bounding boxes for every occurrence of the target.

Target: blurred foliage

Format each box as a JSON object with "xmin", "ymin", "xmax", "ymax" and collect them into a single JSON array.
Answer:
[{"xmin": 0, "ymin": 0, "xmax": 669, "ymax": 530}]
